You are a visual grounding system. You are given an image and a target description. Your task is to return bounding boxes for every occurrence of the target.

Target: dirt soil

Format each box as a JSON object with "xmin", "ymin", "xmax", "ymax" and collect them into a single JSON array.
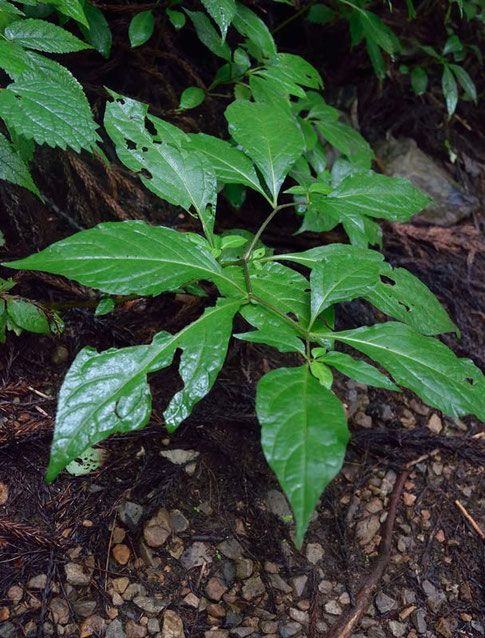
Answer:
[{"xmin": 1, "ymin": 3, "xmax": 485, "ymax": 637}]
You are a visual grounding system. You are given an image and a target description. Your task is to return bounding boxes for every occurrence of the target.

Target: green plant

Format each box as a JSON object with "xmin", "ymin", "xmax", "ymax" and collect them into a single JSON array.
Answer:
[
  {"xmin": 0, "ymin": 277, "xmax": 63, "ymax": 341},
  {"xmin": 3, "ymin": 2, "xmax": 485, "ymax": 547},
  {"xmin": 0, "ymin": 0, "xmax": 103, "ymax": 195}
]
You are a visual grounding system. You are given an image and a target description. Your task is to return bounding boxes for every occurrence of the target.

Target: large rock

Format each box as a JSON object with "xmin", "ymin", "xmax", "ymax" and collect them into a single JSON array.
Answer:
[{"xmin": 375, "ymin": 137, "xmax": 479, "ymax": 226}]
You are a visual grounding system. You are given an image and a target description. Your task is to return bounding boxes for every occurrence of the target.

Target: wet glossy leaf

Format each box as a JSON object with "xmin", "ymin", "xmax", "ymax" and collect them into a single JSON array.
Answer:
[
  {"xmin": 235, "ymin": 324, "xmax": 305, "ymax": 354},
  {"xmin": 105, "ymin": 93, "xmax": 217, "ymax": 216},
  {"xmin": 46, "ymin": 299, "xmax": 240, "ymax": 481},
  {"xmin": 78, "ymin": 2, "xmax": 112, "ymax": 58},
  {"xmin": 164, "ymin": 298, "xmax": 240, "ymax": 430},
  {"xmin": 5, "ymin": 18, "xmax": 92, "ymax": 52},
  {"xmin": 6, "ymin": 298, "xmax": 51, "ymax": 333},
  {"xmin": 201, "ymin": 0, "xmax": 236, "ymax": 40},
  {"xmin": 4, "ymin": 220, "xmax": 228, "ymax": 296},
  {"xmin": 317, "ymin": 350, "xmax": 399, "ymax": 391},
  {"xmin": 0, "ymin": 53, "xmax": 100, "ymax": 152},
  {"xmin": 330, "ymin": 322, "xmax": 485, "ymax": 420},
  {"xmin": 365, "ymin": 265, "xmax": 458, "ymax": 336},
  {"xmin": 225, "ymin": 99, "xmax": 305, "ymax": 201},
  {"xmin": 185, "ymin": 9, "xmax": 231, "ymax": 60},
  {"xmin": 450, "ymin": 64, "xmax": 477, "ymax": 101},
  {"xmin": 310, "ymin": 255, "xmax": 381, "ymax": 323},
  {"xmin": 257, "ymin": 365, "xmax": 349, "ymax": 546}
]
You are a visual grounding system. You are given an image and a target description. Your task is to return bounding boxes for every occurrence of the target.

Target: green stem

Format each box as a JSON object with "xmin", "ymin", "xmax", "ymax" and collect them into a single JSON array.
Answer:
[
  {"xmin": 271, "ymin": 1, "xmax": 317, "ymax": 35},
  {"xmin": 243, "ymin": 202, "xmax": 295, "ymax": 261}
]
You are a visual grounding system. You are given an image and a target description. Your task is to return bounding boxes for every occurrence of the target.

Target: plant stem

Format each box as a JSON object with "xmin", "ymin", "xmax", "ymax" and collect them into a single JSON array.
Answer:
[{"xmin": 243, "ymin": 202, "xmax": 295, "ymax": 261}]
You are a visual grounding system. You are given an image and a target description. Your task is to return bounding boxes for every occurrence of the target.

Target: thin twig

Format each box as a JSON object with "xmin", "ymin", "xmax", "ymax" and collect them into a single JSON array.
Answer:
[
  {"xmin": 455, "ymin": 500, "xmax": 485, "ymax": 541},
  {"xmin": 325, "ymin": 467, "xmax": 410, "ymax": 638}
]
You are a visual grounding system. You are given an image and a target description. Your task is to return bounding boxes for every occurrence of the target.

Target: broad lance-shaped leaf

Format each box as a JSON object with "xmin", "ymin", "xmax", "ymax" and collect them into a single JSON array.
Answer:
[
  {"xmin": 273, "ymin": 243, "xmax": 384, "ymax": 270},
  {"xmin": 225, "ymin": 99, "xmax": 305, "ymax": 202},
  {"xmin": 201, "ymin": 0, "xmax": 236, "ymax": 40},
  {"xmin": 329, "ymin": 322, "xmax": 485, "ymax": 420},
  {"xmin": 46, "ymin": 299, "xmax": 240, "ymax": 481},
  {"xmin": 232, "ymin": 2, "xmax": 277, "ymax": 59},
  {"xmin": 0, "ymin": 53, "xmax": 99, "ymax": 152},
  {"xmin": 4, "ymin": 18, "xmax": 92, "ymax": 53},
  {"xmin": 235, "ymin": 325, "xmax": 305, "ymax": 354},
  {"xmin": 105, "ymin": 93, "xmax": 217, "ymax": 218},
  {"xmin": 319, "ymin": 172, "xmax": 430, "ymax": 222},
  {"xmin": 257, "ymin": 365, "xmax": 349, "ymax": 546},
  {"xmin": 3, "ymin": 220, "xmax": 243, "ymax": 297},
  {"xmin": 184, "ymin": 133, "xmax": 266, "ymax": 197},
  {"xmin": 164, "ymin": 299, "xmax": 240, "ymax": 430},
  {"xmin": 315, "ymin": 120, "xmax": 374, "ymax": 169},
  {"xmin": 0, "ymin": 130, "xmax": 40, "ymax": 197},
  {"xmin": 310, "ymin": 254, "xmax": 381, "ymax": 323},
  {"xmin": 185, "ymin": 9, "xmax": 231, "ymax": 60},
  {"xmin": 318, "ymin": 350, "xmax": 399, "ymax": 391},
  {"xmin": 365, "ymin": 265, "xmax": 458, "ymax": 336}
]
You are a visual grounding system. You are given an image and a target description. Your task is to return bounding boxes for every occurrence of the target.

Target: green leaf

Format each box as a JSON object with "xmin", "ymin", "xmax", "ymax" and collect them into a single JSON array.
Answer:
[
  {"xmin": 321, "ymin": 172, "xmax": 430, "ymax": 222},
  {"xmin": 46, "ymin": 298, "xmax": 240, "ymax": 481},
  {"xmin": 366, "ymin": 36, "xmax": 386, "ymax": 79},
  {"xmin": 232, "ymin": 2, "xmax": 277, "ymax": 60},
  {"xmin": 365, "ymin": 265, "xmax": 458, "ymax": 336},
  {"xmin": 307, "ymin": 4, "xmax": 337, "ymax": 24},
  {"xmin": 255, "ymin": 53, "xmax": 323, "ymax": 98},
  {"xmin": 66, "ymin": 447, "xmax": 101, "ymax": 476},
  {"xmin": 315, "ymin": 120, "xmax": 374, "ymax": 169},
  {"xmin": 224, "ymin": 183, "xmax": 246, "ymax": 208},
  {"xmin": 184, "ymin": 133, "xmax": 266, "ymax": 196},
  {"xmin": 442, "ymin": 65, "xmax": 458, "ymax": 116},
  {"xmin": 275, "ymin": 243, "xmax": 383, "ymax": 271},
  {"xmin": 179, "ymin": 86, "xmax": 205, "ymax": 110},
  {"xmin": 0, "ymin": 131, "xmax": 40, "ymax": 197},
  {"xmin": 164, "ymin": 298, "xmax": 239, "ymax": 430},
  {"xmin": 449, "ymin": 64, "xmax": 477, "ymax": 101},
  {"xmin": 201, "ymin": 0, "xmax": 236, "ymax": 40},
  {"xmin": 129, "ymin": 10, "xmax": 154, "ymax": 48},
  {"xmin": 310, "ymin": 255, "xmax": 381, "ymax": 323},
  {"xmin": 225, "ymin": 100, "xmax": 305, "ymax": 201},
  {"xmin": 410, "ymin": 66, "xmax": 428, "ymax": 95},
  {"xmin": 94, "ymin": 297, "xmax": 115, "ymax": 316},
  {"xmin": 166, "ymin": 9, "xmax": 185, "ymax": 30},
  {"xmin": 49, "ymin": 0, "xmax": 87, "ymax": 27},
  {"xmin": 443, "ymin": 34, "xmax": 463, "ymax": 56},
  {"xmin": 235, "ymin": 325, "xmax": 305, "ymax": 354},
  {"xmin": 104, "ymin": 94, "xmax": 217, "ymax": 217},
  {"xmin": 78, "ymin": 2, "xmax": 112, "ymax": 58},
  {"xmin": 317, "ymin": 350, "xmax": 399, "ymax": 391},
  {"xmin": 6, "ymin": 298, "xmax": 51, "ymax": 333},
  {"xmin": 257, "ymin": 365, "xmax": 349, "ymax": 546},
  {"xmin": 185, "ymin": 9, "xmax": 231, "ymax": 60},
  {"xmin": 0, "ymin": 40, "xmax": 35, "ymax": 78},
  {"xmin": 4, "ymin": 220, "xmax": 230, "ymax": 296},
  {"xmin": 4, "ymin": 18, "xmax": 92, "ymax": 52},
  {"xmin": 355, "ymin": 8, "xmax": 400, "ymax": 55},
  {"xmin": 0, "ymin": 53, "xmax": 100, "ymax": 152},
  {"xmin": 310, "ymin": 360, "xmax": 333, "ymax": 388},
  {"xmin": 330, "ymin": 322, "xmax": 485, "ymax": 420}
]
